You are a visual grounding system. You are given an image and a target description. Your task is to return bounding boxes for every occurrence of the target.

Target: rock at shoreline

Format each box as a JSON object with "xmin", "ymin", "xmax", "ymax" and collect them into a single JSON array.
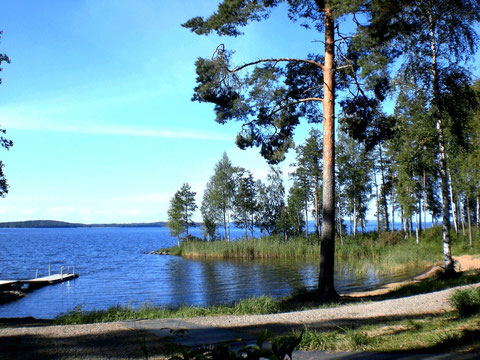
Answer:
[
  {"xmin": 0, "ymin": 290, "xmax": 26, "ymax": 305},
  {"xmin": 148, "ymin": 249, "xmax": 170, "ymax": 255}
]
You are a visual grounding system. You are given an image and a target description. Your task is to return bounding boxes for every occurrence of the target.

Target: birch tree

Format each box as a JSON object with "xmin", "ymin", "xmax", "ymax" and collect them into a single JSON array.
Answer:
[{"xmin": 368, "ymin": 0, "xmax": 480, "ymax": 274}]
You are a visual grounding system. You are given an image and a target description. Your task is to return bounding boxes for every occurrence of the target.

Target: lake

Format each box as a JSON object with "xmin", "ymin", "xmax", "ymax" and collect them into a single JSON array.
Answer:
[{"xmin": 0, "ymin": 226, "xmax": 419, "ymax": 319}]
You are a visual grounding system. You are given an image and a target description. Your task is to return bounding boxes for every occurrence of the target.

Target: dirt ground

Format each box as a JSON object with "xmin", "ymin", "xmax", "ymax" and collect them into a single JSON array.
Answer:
[{"xmin": 346, "ymin": 254, "xmax": 480, "ymax": 297}]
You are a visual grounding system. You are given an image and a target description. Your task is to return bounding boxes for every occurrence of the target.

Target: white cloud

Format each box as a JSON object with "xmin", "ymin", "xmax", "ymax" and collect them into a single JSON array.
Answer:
[{"xmin": 1, "ymin": 112, "xmax": 231, "ymax": 141}]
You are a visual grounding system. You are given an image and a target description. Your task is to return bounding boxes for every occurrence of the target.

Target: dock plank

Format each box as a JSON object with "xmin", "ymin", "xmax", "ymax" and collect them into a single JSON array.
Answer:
[
  {"xmin": 24, "ymin": 273, "xmax": 79, "ymax": 284},
  {"xmin": 0, "ymin": 273, "xmax": 79, "ymax": 290}
]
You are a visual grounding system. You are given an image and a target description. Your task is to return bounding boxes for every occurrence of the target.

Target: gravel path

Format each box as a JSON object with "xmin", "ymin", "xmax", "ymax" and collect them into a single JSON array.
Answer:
[{"xmin": 186, "ymin": 283, "xmax": 480, "ymax": 333}]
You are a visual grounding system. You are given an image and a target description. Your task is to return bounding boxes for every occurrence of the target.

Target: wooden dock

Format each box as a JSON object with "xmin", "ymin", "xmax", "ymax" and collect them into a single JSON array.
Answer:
[{"xmin": 0, "ymin": 272, "xmax": 79, "ymax": 291}]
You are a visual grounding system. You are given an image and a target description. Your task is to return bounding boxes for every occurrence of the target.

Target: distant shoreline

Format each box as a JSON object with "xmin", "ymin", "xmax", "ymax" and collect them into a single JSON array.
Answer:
[{"xmin": 0, "ymin": 220, "xmax": 168, "ymax": 229}]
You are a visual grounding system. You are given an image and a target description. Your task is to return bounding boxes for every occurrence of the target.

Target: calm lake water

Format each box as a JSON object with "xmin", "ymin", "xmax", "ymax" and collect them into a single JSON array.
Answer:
[{"xmin": 0, "ymin": 226, "xmax": 420, "ymax": 319}]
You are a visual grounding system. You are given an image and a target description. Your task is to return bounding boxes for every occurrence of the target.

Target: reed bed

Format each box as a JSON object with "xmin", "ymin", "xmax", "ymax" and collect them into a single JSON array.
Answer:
[{"xmin": 172, "ymin": 226, "xmax": 480, "ymax": 275}]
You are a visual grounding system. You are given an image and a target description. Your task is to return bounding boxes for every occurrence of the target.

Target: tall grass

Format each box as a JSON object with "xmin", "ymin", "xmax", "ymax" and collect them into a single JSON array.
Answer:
[
  {"xmin": 170, "ymin": 225, "xmax": 480, "ymax": 275},
  {"xmin": 54, "ymin": 296, "xmax": 286, "ymax": 325},
  {"xmin": 177, "ymin": 235, "xmax": 321, "ymax": 260}
]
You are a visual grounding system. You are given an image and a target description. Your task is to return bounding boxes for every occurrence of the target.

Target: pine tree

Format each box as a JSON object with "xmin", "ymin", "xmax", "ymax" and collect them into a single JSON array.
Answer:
[
  {"xmin": 167, "ymin": 183, "xmax": 197, "ymax": 246},
  {"xmin": 183, "ymin": 0, "xmax": 390, "ymax": 298},
  {"xmin": 232, "ymin": 169, "xmax": 257, "ymax": 239},
  {"xmin": 294, "ymin": 128, "xmax": 323, "ymax": 236}
]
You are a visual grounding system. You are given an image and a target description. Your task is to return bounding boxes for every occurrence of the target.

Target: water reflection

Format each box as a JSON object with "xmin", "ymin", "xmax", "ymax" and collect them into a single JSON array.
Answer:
[{"xmin": 0, "ymin": 227, "xmax": 421, "ymax": 319}]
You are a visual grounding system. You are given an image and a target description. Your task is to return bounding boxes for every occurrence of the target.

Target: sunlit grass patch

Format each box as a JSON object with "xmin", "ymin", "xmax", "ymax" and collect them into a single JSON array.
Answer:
[{"xmin": 283, "ymin": 313, "xmax": 480, "ymax": 353}]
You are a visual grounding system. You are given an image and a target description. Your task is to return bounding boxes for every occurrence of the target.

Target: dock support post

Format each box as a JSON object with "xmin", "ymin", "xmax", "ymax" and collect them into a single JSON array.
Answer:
[
  {"xmin": 49, "ymin": 263, "xmax": 51, "ymax": 276},
  {"xmin": 61, "ymin": 266, "xmax": 63, "ymax": 281},
  {"xmin": 73, "ymin": 265, "xmax": 75, "ymax": 275},
  {"xmin": 35, "ymin": 269, "xmax": 38, "ymax": 278}
]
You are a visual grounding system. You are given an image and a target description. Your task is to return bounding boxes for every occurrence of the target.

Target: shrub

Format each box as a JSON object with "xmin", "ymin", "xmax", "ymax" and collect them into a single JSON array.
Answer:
[
  {"xmin": 449, "ymin": 287, "xmax": 480, "ymax": 317},
  {"xmin": 378, "ymin": 231, "xmax": 404, "ymax": 246}
]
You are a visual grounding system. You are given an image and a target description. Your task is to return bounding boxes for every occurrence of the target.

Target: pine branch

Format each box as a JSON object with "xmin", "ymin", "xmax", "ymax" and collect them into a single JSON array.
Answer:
[
  {"xmin": 230, "ymin": 58, "xmax": 325, "ymax": 72},
  {"xmin": 269, "ymin": 97, "xmax": 323, "ymax": 117}
]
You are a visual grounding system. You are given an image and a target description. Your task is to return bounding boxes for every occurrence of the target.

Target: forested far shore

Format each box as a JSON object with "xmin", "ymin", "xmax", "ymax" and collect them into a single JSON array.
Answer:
[{"xmin": 0, "ymin": 220, "xmax": 168, "ymax": 228}]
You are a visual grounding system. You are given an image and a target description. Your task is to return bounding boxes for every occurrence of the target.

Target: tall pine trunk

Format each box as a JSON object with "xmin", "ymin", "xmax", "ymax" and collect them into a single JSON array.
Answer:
[
  {"xmin": 429, "ymin": 9, "xmax": 454, "ymax": 274},
  {"xmin": 318, "ymin": 2, "xmax": 337, "ymax": 299}
]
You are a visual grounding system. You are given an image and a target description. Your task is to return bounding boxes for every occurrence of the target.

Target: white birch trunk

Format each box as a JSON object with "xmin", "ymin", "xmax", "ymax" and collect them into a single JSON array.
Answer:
[{"xmin": 449, "ymin": 171, "xmax": 458, "ymax": 234}]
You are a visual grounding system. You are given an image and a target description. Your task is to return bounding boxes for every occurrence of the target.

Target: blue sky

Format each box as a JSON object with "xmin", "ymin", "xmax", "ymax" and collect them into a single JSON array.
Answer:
[
  {"xmin": 0, "ymin": 0, "xmax": 318, "ymax": 223},
  {"xmin": 0, "ymin": 1, "xmax": 478, "ymax": 224}
]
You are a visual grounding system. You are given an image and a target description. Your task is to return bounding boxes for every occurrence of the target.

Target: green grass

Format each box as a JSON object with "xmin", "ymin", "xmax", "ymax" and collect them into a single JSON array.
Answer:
[
  {"xmin": 280, "ymin": 312, "xmax": 480, "ymax": 353},
  {"xmin": 278, "ymin": 285, "xmax": 480, "ymax": 353},
  {"xmin": 54, "ymin": 296, "xmax": 281, "ymax": 325}
]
